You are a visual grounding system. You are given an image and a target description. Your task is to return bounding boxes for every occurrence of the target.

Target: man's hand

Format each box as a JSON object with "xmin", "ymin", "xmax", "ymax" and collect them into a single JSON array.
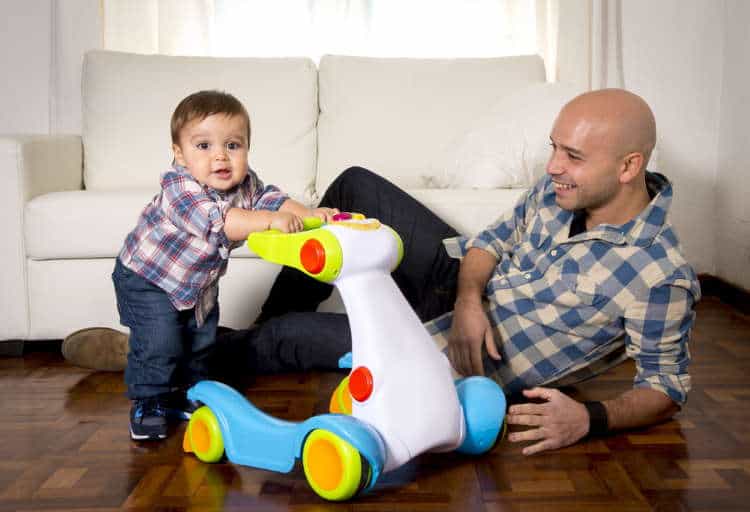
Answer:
[
  {"xmin": 309, "ymin": 207, "xmax": 339, "ymax": 223},
  {"xmin": 506, "ymin": 387, "xmax": 590, "ymax": 455},
  {"xmin": 269, "ymin": 211, "xmax": 304, "ymax": 233},
  {"xmin": 447, "ymin": 298, "xmax": 501, "ymax": 376}
]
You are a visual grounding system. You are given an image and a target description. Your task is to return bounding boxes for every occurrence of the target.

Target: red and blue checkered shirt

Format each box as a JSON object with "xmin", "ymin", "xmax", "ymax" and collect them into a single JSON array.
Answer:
[
  {"xmin": 118, "ymin": 164, "xmax": 288, "ymax": 325},
  {"xmin": 426, "ymin": 172, "xmax": 700, "ymax": 405}
]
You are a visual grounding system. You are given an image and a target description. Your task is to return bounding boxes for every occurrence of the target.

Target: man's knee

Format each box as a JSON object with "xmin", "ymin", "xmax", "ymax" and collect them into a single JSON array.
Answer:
[{"xmin": 331, "ymin": 166, "xmax": 380, "ymax": 191}]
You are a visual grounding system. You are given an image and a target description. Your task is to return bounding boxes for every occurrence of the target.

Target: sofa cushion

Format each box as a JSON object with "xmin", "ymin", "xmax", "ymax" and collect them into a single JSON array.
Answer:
[
  {"xmin": 408, "ymin": 188, "xmax": 527, "ymax": 238},
  {"xmin": 24, "ymin": 187, "xmax": 526, "ymax": 260},
  {"xmin": 24, "ymin": 190, "xmax": 258, "ymax": 260},
  {"xmin": 82, "ymin": 51, "xmax": 318, "ymax": 201},
  {"xmin": 316, "ymin": 55, "xmax": 546, "ymax": 195}
]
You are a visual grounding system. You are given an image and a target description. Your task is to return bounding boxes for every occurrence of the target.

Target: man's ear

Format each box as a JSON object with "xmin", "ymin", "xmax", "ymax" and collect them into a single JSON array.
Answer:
[
  {"xmin": 172, "ymin": 143, "xmax": 186, "ymax": 167},
  {"xmin": 619, "ymin": 152, "xmax": 644, "ymax": 184}
]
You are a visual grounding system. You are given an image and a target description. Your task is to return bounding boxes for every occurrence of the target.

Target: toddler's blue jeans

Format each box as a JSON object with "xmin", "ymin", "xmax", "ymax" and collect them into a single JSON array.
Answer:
[{"xmin": 112, "ymin": 258, "xmax": 219, "ymax": 399}]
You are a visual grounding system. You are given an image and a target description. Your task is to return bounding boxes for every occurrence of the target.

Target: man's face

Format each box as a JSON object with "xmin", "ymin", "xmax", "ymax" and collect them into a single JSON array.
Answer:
[
  {"xmin": 173, "ymin": 113, "xmax": 249, "ymax": 191},
  {"xmin": 545, "ymin": 107, "xmax": 623, "ymax": 213}
]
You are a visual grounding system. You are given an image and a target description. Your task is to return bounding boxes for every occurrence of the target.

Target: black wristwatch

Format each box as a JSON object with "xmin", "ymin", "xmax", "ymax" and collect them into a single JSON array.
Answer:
[{"xmin": 583, "ymin": 401, "xmax": 609, "ymax": 437}]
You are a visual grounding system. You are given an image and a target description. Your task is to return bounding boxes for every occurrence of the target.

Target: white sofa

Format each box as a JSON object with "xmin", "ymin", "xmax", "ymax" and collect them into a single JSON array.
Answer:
[{"xmin": 1, "ymin": 51, "xmax": 549, "ymax": 343}]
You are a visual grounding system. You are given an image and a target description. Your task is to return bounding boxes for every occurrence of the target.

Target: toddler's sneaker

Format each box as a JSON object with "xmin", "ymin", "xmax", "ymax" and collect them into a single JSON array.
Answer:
[
  {"xmin": 165, "ymin": 390, "xmax": 202, "ymax": 421},
  {"xmin": 130, "ymin": 396, "xmax": 168, "ymax": 440}
]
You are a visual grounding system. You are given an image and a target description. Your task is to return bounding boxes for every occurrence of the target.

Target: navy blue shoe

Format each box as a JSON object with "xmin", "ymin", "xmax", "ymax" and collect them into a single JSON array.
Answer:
[
  {"xmin": 165, "ymin": 391, "xmax": 202, "ymax": 421},
  {"xmin": 130, "ymin": 396, "xmax": 168, "ymax": 441}
]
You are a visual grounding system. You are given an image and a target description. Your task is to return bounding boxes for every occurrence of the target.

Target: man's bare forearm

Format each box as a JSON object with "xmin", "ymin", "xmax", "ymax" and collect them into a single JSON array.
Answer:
[
  {"xmin": 455, "ymin": 248, "xmax": 497, "ymax": 305},
  {"xmin": 603, "ymin": 388, "xmax": 679, "ymax": 431}
]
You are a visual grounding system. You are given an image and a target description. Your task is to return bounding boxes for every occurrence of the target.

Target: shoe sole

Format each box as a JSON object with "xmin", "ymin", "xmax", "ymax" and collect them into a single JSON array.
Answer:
[{"xmin": 130, "ymin": 427, "xmax": 167, "ymax": 441}]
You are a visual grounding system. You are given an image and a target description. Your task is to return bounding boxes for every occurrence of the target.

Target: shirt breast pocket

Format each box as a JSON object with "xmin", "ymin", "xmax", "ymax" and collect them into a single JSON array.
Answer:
[{"xmin": 545, "ymin": 265, "xmax": 606, "ymax": 308}]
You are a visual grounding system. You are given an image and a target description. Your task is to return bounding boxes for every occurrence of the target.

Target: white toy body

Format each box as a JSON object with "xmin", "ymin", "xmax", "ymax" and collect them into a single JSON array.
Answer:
[{"xmin": 324, "ymin": 221, "xmax": 465, "ymax": 471}]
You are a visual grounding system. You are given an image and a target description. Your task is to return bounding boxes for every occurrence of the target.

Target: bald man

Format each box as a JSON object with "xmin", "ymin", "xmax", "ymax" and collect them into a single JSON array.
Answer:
[
  {"xmin": 441, "ymin": 89, "xmax": 698, "ymax": 453},
  {"xmin": 64, "ymin": 89, "xmax": 700, "ymax": 454}
]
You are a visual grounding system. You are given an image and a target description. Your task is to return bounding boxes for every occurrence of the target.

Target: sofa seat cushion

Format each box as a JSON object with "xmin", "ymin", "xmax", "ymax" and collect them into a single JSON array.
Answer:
[
  {"xmin": 24, "ymin": 190, "xmax": 258, "ymax": 260},
  {"xmin": 25, "ymin": 187, "xmax": 528, "ymax": 261}
]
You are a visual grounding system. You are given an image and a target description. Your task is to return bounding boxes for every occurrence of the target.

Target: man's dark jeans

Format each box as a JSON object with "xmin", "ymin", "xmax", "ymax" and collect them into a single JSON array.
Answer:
[
  {"xmin": 112, "ymin": 258, "xmax": 219, "ymax": 399},
  {"xmin": 219, "ymin": 167, "xmax": 461, "ymax": 376}
]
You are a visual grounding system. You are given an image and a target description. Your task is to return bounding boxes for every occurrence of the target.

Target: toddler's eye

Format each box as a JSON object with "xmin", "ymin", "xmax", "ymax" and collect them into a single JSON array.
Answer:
[
  {"xmin": 196, "ymin": 142, "xmax": 209, "ymax": 150},
  {"xmin": 227, "ymin": 142, "xmax": 242, "ymax": 150}
]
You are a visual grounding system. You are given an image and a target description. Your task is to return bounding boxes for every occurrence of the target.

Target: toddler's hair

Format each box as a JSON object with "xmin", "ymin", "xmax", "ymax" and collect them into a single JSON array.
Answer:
[{"xmin": 171, "ymin": 90, "xmax": 250, "ymax": 144}]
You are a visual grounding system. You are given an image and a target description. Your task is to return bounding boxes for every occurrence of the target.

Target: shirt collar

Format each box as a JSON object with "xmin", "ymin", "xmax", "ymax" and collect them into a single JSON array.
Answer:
[{"xmin": 552, "ymin": 171, "xmax": 672, "ymax": 247}]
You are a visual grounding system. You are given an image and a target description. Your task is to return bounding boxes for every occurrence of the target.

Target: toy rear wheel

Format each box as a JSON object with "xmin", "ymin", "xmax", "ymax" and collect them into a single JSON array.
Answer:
[
  {"xmin": 185, "ymin": 406, "xmax": 224, "ymax": 463},
  {"xmin": 302, "ymin": 429, "xmax": 370, "ymax": 501}
]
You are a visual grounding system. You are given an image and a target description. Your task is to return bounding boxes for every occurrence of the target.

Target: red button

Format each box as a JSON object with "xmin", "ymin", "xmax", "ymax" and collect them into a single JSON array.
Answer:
[
  {"xmin": 300, "ymin": 239, "xmax": 325, "ymax": 274},
  {"xmin": 348, "ymin": 366, "xmax": 373, "ymax": 402},
  {"xmin": 332, "ymin": 212, "xmax": 352, "ymax": 221}
]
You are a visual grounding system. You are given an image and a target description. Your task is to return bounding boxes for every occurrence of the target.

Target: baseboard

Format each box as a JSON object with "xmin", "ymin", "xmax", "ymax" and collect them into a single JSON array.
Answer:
[
  {"xmin": 698, "ymin": 274, "xmax": 750, "ymax": 316},
  {"xmin": 0, "ymin": 340, "xmax": 24, "ymax": 357}
]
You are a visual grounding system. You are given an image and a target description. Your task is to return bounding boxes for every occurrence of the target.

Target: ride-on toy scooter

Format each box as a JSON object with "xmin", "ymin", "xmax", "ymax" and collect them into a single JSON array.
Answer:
[{"xmin": 182, "ymin": 214, "xmax": 506, "ymax": 501}]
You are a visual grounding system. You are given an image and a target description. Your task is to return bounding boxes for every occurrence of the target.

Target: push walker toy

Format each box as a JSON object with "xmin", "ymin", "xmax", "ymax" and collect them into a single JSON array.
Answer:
[{"xmin": 182, "ymin": 213, "xmax": 506, "ymax": 501}]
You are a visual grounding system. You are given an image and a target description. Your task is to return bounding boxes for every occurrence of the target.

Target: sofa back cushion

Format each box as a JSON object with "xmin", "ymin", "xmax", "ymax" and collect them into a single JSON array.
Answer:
[
  {"xmin": 316, "ymin": 55, "xmax": 546, "ymax": 194},
  {"xmin": 82, "ymin": 51, "xmax": 318, "ymax": 201}
]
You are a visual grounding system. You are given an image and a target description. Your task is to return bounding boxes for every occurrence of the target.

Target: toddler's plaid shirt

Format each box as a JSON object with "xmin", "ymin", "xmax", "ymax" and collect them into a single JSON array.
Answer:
[
  {"xmin": 425, "ymin": 172, "xmax": 700, "ymax": 405},
  {"xmin": 119, "ymin": 164, "xmax": 288, "ymax": 326}
]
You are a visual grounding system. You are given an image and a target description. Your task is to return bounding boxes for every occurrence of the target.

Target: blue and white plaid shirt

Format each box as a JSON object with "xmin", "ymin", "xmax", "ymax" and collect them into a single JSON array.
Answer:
[
  {"xmin": 425, "ymin": 172, "xmax": 700, "ymax": 405},
  {"xmin": 119, "ymin": 164, "xmax": 288, "ymax": 325}
]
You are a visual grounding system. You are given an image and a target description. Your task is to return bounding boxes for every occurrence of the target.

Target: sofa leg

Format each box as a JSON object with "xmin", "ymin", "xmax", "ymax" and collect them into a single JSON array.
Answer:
[{"xmin": 0, "ymin": 340, "xmax": 25, "ymax": 357}]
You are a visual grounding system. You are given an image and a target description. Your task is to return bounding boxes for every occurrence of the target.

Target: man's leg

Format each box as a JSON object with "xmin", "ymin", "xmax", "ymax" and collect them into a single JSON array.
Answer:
[
  {"xmin": 258, "ymin": 166, "xmax": 461, "ymax": 324},
  {"xmin": 212, "ymin": 312, "xmax": 352, "ymax": 381}
]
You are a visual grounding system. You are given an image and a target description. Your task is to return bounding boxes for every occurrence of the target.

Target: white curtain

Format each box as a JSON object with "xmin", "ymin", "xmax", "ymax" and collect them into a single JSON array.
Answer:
[
  {"xmin": 541, "ymin": 0, "xmax": 624, "ymax": 90},
  {"xmin": 101, "ymin": 0, "xmax": 538, "ymax": 60}
]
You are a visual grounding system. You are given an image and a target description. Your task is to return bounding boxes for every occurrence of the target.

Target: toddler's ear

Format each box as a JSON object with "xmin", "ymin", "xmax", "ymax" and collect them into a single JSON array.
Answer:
[{"xmin": 172, "ymin": 144, "xmax": 187, "ymax": 166}]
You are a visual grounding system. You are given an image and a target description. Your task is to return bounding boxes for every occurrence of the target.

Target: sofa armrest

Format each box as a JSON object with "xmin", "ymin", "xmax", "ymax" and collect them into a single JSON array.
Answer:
[{"xmin": 0, "ymin": 135, "xmax": 83, "ymax": 340}]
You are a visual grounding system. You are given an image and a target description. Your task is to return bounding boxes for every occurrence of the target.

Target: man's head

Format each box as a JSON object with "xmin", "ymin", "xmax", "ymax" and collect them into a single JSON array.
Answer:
[
  {"xmin": 171, "ymin": 90, "xmax": 251, "ymax": 191},
  {"xmin": 546, "ymin": 88, "xmax": 656, "ymax": 224}
]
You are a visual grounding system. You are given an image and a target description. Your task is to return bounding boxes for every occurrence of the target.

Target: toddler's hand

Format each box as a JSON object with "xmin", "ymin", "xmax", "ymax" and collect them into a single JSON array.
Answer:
[
  {"xmin": 269, "ymin": 211, "xmax": 304, "ymax": 233},
  {"xmin": 310, "ymin": 207, "xmax": 340, "ymax": 223}
]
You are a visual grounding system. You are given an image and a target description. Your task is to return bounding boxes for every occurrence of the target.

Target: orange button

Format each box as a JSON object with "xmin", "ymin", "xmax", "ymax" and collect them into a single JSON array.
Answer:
[
  {"xmin": 300, "ymin": 238, "xmax": 326, "ymax": 274},
  {"xmin": 348, "ymin": 366, "xmax": 373, "ymax": 402}
]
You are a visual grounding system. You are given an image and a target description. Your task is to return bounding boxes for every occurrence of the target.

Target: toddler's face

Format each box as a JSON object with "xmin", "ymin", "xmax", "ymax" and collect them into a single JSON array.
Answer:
[{"xmin": 173, "ymin": 114, "xmax": 249, "ymax": 191}]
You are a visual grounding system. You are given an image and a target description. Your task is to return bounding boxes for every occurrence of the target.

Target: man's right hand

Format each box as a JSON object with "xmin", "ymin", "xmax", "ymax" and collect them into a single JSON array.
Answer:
[{"xmin": 447, "ymin": 298, "xmax": 501, "ymax": 376}]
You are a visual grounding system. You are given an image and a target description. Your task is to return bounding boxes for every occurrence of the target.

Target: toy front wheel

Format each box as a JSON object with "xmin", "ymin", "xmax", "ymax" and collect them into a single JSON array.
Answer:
[
  {"xmin": 183, "ymin": 406, "xmax": 224, "ymax": 463},
  {"xmin": 456, "ymin": 377, "xmax": 507, "ymax": 454},
  {"xmin": 302, "ymin": 429, "xmax": 371, "ymax": 501}
]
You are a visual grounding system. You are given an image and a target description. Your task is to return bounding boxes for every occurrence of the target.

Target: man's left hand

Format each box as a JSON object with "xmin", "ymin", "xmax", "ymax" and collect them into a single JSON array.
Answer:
[{"xmin": 506, "ymin": 387, "xmax": 590, "ymax": 455}]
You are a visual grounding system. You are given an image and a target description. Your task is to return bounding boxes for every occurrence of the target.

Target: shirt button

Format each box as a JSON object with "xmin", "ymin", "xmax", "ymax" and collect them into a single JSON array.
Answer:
[
  {"xmin": 551, "ymin": 250, "xmax": 558, "ymax": 257},
  {"xmin": 524, "ymin": 273, "xmax": 532, "ymax": 279}
]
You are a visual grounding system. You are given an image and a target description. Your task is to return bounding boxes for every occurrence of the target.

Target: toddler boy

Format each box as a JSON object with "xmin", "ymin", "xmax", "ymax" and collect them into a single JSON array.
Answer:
[{"xmin": 114, "ymin": 90, "xmax": 336, "ymax": 440}]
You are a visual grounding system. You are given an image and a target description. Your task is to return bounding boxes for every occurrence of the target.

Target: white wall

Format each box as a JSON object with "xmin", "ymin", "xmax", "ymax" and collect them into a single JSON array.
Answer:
[
  {"xmin": 0, "ymin": 0, "xmax": 52, "ymax": 134},
  {"xmin": 716, "ymin": 0, "xmax": 750, "ymax": 290},
  {"xmin": 621, "ymin": 0, "xmax": 723, "ymax": 276}
]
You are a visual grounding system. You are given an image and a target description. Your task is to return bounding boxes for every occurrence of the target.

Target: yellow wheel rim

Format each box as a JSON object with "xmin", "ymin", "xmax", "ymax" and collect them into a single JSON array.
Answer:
[
  {"xmin": 302, "ymin": 429, "xmax": 362, "ymax": 501},
  {"xmin": 187, "ymin": 406, "xmax": 224, "ymax": 463}
]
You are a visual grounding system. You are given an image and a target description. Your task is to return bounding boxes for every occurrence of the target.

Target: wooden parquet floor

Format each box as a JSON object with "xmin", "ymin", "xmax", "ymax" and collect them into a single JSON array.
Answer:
[{"xmin": 1, "ymin": 296, "xmax": 749, "ymax": 511}]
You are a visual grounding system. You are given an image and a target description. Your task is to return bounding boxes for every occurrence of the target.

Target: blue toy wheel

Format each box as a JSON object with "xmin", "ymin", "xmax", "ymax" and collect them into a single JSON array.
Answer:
[{"xmin": 455, "ymin": 377, "xmax": 507, "ymax": 454}]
